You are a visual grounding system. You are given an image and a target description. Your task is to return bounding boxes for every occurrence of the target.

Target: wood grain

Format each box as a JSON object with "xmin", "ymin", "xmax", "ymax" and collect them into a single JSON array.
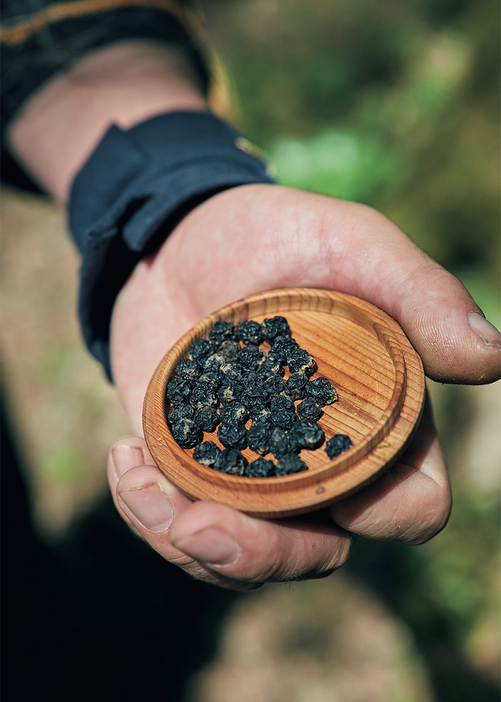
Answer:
[{"xmin": 143, "ymin": 288, "xmax": 425, "ymax": 517}]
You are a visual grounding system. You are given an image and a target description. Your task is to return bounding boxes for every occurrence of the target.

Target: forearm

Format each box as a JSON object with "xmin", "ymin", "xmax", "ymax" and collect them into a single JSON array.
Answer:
[{"xmin": 6, "ymin": 40, "xmax": 208, "ymax": 203}]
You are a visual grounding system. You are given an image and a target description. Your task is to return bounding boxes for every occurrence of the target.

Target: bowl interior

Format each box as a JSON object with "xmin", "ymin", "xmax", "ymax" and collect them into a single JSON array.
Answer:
[{"xmin": 143, "ymin": 289, "xmax": 424, "ymax": 517}]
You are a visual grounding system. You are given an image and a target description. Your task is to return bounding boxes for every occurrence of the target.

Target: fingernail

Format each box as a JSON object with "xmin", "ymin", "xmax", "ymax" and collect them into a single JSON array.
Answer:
[
  {"xmin": 118, "ymin": 482, "xmax": 173, "ymax": 533},
  {"xmin": 172, "ymin": 527, "xmax": 240, "ymax": 567},
  {"xmin": 111, "ymin": 444, "xmax": 144, "ymax": 480},
  {"xmin": 469, "ymin": 311, "xmax": 501, "ymax": 348}
]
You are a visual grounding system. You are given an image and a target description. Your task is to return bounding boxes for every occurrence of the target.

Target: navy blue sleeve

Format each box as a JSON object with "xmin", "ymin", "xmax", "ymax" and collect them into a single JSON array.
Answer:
[{"xmin": 68, "ymin": 110, "xmax": 275, "ymax": 380}]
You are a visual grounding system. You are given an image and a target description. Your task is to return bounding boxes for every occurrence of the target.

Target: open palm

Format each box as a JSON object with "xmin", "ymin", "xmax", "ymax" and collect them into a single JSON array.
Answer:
[{"xmin": 107, "ymin": 184, "xmax": 500, "ymax": 589}]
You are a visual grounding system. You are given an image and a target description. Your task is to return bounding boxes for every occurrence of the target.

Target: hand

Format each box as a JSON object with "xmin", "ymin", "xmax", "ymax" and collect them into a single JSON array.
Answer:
[{"xmin": 108, "ymin": 184, "xmax": 501, "ymax": 589}]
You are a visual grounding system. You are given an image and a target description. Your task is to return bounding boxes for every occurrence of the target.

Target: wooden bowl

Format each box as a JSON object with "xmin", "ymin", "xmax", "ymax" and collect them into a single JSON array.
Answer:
[{"xmin": 143, "ymin": 288, "xmax": 425, "ymax": 518}]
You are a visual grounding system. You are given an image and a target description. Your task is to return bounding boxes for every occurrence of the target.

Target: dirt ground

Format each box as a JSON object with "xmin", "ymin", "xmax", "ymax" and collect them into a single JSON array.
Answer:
[{"xmin": 1, "ymin": 186, "xmax": 500, "ymax": 701}]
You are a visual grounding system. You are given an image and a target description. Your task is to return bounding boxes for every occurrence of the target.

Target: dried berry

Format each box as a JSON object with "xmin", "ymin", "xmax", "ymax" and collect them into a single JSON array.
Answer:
[
  {"xmin": 270, "ymin": 410, "xmax": 297, "ymax": 431},
  {"xmin": 283, "ymin": 372, "xmax": 307, "ymax": 401},
  {"xmin": 275, "ymin": 454, "xmax": 308, "ymax": 475},
  {"xmin": 245, "ymin": 458, "xmax": 276, "ymax": 478},
  {"xmin": 242, "ymin": 392, "xmax": 265, "ymax": 410},
  {"xmin": 217, "ymin": 340, "xmax": 241, "ymax": 362},
  {"xmin": 261, "ymin": 316, "xmax": 291, "ymax": 341},
  {"xmin": 218, "ymin": 382, "xmax": 244, "ymax": 404},
  {"xmin": 219, "ymin": 361, "xmax": 244, "ymax": 383},
  {"xmin": 240, "ymin": 371, "xmax": 268, "ymax": 402},
  {"xmin": 258, "ymin": 354, "xmax": 285, "ymax": 378},
  {"xmin": 174, "ymin": 358, "xmax": 202, "ymax": 381},
  {"xmin": 198, "ymin": 372, "xmax": 221, "ymax": 389},
  {"xmin": 296, "ymin": 398, "xmax": 323, "ymax": 421},
  {"xmin": 187, "ymin": 338, "xmax": 213, "ymax": 364},
  {"xmin": 167, "ymin": 402, "xmax": 194, "ymax": 424},
  {"xmin": 166, "ymin": 378, "xmax": 193, "ymax": 405},
  {"xmin": 248, "ymin": 403, "xmax": 272, "ymax": 423},
  {"xmin": 270, "ymin": 427, "xmax": 299, "ymax": 458},
  {"xmin": 270, "ymin": 334, "xmax": 299, "ymax": 363},
  {"xmin": 238, "ymin": 345, "xmax": 265, "ymax": 371},
  {"xmin": 219, "ymin": 401, "xmax": 248, "ymax": 425},
  {"xmin": 193, "ymin": 441, "xmax": 221, "ymax": 467},
  {"xmin": 237, "ymin": 319, "xmax": 263, "ymax": 346},
  {"xmin": 171, "ymin": 418, "xmax": 202, "ymax": 449},
  {"xmin": 203, "ymin": 353, "xmax": 225, "ymax": 375},
  {"xmin": 168, "ymin": 314, "xmax": 347, "ymax": 479},
  {"xmin": 214, "ymin": 448, "xmax": 247, "ymax": 475},
  {"xmin": 190, "ymin": 382, "xmax": 219, "ymax": 410},
  {"xmin": 263, "ymin": 375, "xmax": 286, "ymax": 401},
  {"xmin": 305, "ymin": 377, "xmax": 338, "ymax": 405},
  {"xmin": 247, "ymin": 422, "xmax": 272, "ymax": 456},
  {"xmin": 325, "ymin": 434, "xmax": 353, "ymax": 459},
  {"xmin": 193, "ymin": 406, "xmax": 220, "ymax": 432},
  {"xmin": 294, "ymin": 420, "xmax": 325, "ymax": 450},
  {"xmin": 287, "ymin": 349, "xmax": 317, "ymax": 376},
  {"xmin": 270, "ymin": 395, "xmax": 294, "ymax": 414},
  {"xmin": 209, "ymin": 320, "xmax": 237, "ymax": 347},
  {"xmin": 218, "ymin": 422, "xmax": 248, "ymax": 450}
]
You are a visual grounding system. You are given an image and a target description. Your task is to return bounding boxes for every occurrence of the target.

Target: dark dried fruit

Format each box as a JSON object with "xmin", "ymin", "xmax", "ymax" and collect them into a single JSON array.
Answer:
[
  {"xmin": 240, "ymin": 371, "xmax": 268, "ymax": 402},
  {"xmin": 270, "ymin": 427, "xmax": 299, "ymax": 458},
  {"xmin": 167, "ymin": 402, "xmax": 194, "ymax": 424},
  {"xmin": 218, "ymin": 382, "xmax": 244, "ymax": 404},
  {"xmin": 325, "ymin": 434, "xmax": 353, "ymax": 458},
  {"xmin": 198, "ymin": 372, "xmax": 221, "ymax": 389},
  {"xmin": 187, "ymin": 338, "xmax": 213, "ymax": 364},
  {"xmin": 203, "ymin": 354, "xmax": 225, "ymax": 375},
  {"xmin": 193, "ymin": 406, "xmax": 220, "ymax": 432},
  {"xmin": 193, "ymin": 441, "xmax": 221, "ymax": 467},
  {"xmin": 217, "ymin": 340, "xmax": 241, "ymax": 362},
  {"xmin": 287, "ymin": 349, "xmax": 317, "ymax": 376},
  {"xmin": 296, "ymin": 398, "xmax": 323, "ymax": 421},
  {"xmin": 238, "ymin": 345, "xmax": 265, "ymax": 371},
  {"xmin": 283, "ymin": 372, "xmax": 307, "ymax": 401},
  {"xmin": 258, "ymin": 354, "xmax": 285, "ymax": 378},
  {"xmin": 270, "ymin": 395, "xmax": 294, "ymax": 414},
  {"xmin": 240, "ymin": 391, "xmax": 264, "ymax": 410},
  {"xmin": 214, "ymin": 448, "xmax": 247, "ymax": 475},
  {"xmin": 219, "ymin": 401, "xmax": 248, "ymax": 425},
  {"xmin": 275, "ymin": 454, "xmax": 308, "ymax": 475},
  {"xmin": 171, "ymin": 418, "xmax": 202, "ymax": 449},
  {"xmin": 174, "ymin": 358, "xmax": 201, "ymax": 381},
  {"xmin": 237, "ymin": 319, "xmax": 263, "ymax": 346},
  {"xmin": 261, "ymin": 316, "xmax": 291, "ymax": 341},
  {"xmin": 270, "ymin": 334, "xmax": 299, "ymax": 363},
  {"xmin": 263, "ymin": 375, "xmax": 285, "ymax": 400},
  {"xmin": 166, "ymin": 378, "xmax": 193, "ymax": 404},
  {"xmin": 190, "ymin": 382, "xmax": 219, "ymax": 410},
  {"xmin": 248, "ymin": 403, "xmax": 272, "ymax": 423},
  {"xmin": 305, "ymin": 377, "xmax": 338, "ymax": 405},
  {"xmin": 168, "ymin": 314, "xmax": 348, "ymax": 479},
  {"xmin": 219, "ymin": 361, "xmax": 244, "ymax": 383},
  {"xmin": 245, "ymin": 457, "xmax": 275, "ymax": 478},
  {"xmin": 209, "ymin": 320, "xmax": 237, "ymax": 347},
  {"xmin": 218, "ymin": 422, "xmax": 247, "ymax": 450},
  {"xmin": 294, "ymin": 420, "xmax": 325, "ymax": 450},
  {"xmin": 247, "ymin": 422, "xmax": 272, "ymax": 456},
  {"xmin": 270, "ymin": 410, "xmax": 297, "ymax": 431}
]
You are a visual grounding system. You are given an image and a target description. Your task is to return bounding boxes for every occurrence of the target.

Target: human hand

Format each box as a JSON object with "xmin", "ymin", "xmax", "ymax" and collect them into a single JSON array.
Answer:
[{"xmin": 108, "ymin": 184, "xmax": 501, "ymax": 589}]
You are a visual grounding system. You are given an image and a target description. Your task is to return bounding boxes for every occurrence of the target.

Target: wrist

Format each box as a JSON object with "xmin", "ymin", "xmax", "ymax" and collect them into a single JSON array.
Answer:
[{"xmin": 7, "ymin": 41, "xmax": 207, "ymax": 202}]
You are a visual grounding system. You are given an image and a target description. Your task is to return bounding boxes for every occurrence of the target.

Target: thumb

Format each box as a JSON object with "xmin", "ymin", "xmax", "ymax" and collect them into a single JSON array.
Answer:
[{"xmin": 304, "ymin": 197, "xmax": 501, "ymax": 385}]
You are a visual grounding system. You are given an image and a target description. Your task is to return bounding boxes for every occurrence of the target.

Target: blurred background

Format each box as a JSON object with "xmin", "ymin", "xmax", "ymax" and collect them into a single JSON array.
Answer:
[{"xmin": 1, "ymin": 0, "xmax": 499, "ymax": 700}]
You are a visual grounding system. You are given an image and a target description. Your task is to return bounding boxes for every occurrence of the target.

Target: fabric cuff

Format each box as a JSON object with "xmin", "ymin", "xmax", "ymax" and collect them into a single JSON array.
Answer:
[{"xmin": 68, "ymin": 110, "xmax": 275, "ymax": 381}]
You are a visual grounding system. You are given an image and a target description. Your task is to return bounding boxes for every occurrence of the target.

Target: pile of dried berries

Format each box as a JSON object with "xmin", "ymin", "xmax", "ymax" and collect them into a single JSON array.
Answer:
[{"xmin": 166, "ymin": 316, "xmax": 353, "ymax": 476}]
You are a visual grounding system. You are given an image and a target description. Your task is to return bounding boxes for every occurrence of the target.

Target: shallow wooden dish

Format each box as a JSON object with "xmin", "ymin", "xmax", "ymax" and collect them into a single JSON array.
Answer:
[{"xmin": 143, "ymin": 288, "xmax": 425, "ymax": 518}]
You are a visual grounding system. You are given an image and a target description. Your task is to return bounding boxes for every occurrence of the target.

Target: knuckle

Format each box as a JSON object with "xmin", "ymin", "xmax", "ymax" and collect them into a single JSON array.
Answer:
[{"xmin": 319, "ymin": 535, "xmax": 352, "ymax": 574}]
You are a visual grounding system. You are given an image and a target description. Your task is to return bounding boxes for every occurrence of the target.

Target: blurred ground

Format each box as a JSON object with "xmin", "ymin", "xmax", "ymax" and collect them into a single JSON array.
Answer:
[{"xmin": 1, "ymin": 0, "xmax": 500, "ymax": 701}]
